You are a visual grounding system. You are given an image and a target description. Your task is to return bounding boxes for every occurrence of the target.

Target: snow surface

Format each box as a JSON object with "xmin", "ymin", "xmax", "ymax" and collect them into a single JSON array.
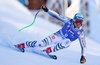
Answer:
[{"xmin": 0, "ymin": 0, "xmax": 100, "ymax": 65}]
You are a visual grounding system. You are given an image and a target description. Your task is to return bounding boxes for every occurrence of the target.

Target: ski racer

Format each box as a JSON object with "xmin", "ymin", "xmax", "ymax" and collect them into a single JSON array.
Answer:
[{"xmin": 15, "ymin": 5, "xmax": 87, "ymax": 64}]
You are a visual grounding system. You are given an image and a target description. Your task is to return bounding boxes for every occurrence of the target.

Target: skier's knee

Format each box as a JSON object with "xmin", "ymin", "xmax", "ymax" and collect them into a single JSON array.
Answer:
[
  {"xmin": 61, "ymin": 39, "xmax": 71, "ymax": 48},
  {"xmin": 53, "ymin": 39, "xmax": 71, "ymax": 52}
]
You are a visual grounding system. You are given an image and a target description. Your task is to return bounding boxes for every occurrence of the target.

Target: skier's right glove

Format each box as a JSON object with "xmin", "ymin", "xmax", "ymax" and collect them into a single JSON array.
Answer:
[
  {"xmin": 80, "ymin": 56, "xmax": 86, "ymax": 64},
  {"xmin": 41, "ymin": 5, "xmax": 48, "ymax": 12}
]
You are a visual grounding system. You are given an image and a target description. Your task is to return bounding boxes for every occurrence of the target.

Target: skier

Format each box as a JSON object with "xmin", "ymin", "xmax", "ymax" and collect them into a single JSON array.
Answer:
[{"xmin": 15, "ymin": 5, "xmax": 87, "ymax": 63}]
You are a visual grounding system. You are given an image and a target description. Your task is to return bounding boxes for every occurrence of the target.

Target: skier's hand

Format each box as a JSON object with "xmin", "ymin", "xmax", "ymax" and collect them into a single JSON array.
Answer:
[
  {"xmin": 41, "ymin": 5, "xmax": 48, "ymax": 12},
  {"xmin": 80, "ymin": 56, "xmax": 86, "ymax": 64}
]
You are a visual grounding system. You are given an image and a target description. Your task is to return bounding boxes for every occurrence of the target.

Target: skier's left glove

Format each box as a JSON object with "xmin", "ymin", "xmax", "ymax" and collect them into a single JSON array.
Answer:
[
  {"xmin": 80, "ymin": 56, "xmax": 86, "ymax": 64},
  {"xmin": 41, "ymin": 5, "xmax": 48, "ymax": 12}
]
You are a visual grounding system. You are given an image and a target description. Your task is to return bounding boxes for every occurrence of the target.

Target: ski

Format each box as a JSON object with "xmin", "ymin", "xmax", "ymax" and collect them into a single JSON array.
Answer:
[
  {"xmin": 48, "ymin": 54, "xmax": 57, "ymax": 60},
  {"xmin": 31, "ymin": 48, "xmax": 57, "ymax": 60}
]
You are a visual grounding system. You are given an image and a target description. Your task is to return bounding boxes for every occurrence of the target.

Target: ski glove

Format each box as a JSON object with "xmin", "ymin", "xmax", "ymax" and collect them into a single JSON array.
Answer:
[
  {"xmin": 42, "ymin": 5, "xmax": 48, "ymax": 12},
  {"xmin": 80, "ymin": 56, "xmax": 86, "ymax": 64}
]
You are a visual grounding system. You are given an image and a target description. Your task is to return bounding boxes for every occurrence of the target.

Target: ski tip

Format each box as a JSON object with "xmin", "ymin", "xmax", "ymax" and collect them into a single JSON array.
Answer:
[
  {"xmin": 53, "ymin": 56, "xmax": 57, "ymax": 60},
  {"xmin": 49, "ymin": 55, "xmax": 57, "ymax": 60}
]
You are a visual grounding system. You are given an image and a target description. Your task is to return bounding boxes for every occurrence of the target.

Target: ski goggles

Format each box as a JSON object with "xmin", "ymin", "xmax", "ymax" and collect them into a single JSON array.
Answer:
[{"xmin": 74, "ymin": 20, "xmax": 82, "ymax": 25}]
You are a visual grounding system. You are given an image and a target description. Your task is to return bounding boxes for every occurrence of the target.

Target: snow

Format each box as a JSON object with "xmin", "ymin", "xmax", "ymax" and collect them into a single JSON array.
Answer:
[{"xmin": 0, "ymin": 0, "xmax": 100, "ymax": 65}]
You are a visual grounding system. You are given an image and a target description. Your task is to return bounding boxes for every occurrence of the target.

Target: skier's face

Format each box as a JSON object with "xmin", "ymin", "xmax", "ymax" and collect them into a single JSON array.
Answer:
[{"xmin": 74, "ymin": 20, "xmax": 82, "ymax": 29}]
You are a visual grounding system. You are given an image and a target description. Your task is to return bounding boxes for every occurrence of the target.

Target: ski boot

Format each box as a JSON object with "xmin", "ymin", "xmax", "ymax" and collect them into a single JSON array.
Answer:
[
  {"xmin": 43, "ymin": 47, "xmax": 52, "ymax": 54},
  {"xmin": 15, "ymin": 43, "xmax": 25, "ymax": 52},
  {"xmin": 43, "ymin": 47, "xmax": 57, "ymax": 60}
]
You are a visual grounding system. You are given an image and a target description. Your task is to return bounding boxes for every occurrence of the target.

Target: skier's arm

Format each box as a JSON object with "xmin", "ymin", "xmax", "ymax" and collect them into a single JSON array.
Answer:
[
  {"xmin": 79, "ymin": 32, "xmax": 87, "ymax": 57},
  {"xmin": 79, "ymin": 32, "xmax": 87, "ymax": 64},
  {"xmin": 47, "ymin": 10, "xmax": 70, "ymax": 23},
  {"xmin": 41, "ymin": 5, "xmax": 71, "ymax": 24}
]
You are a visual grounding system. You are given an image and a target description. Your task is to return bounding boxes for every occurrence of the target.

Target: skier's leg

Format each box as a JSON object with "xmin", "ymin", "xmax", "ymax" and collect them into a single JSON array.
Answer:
[
  {"xmin": 25, "ymin": 40, "xmax": 48, "ymax": 48},
  {"xmin": 25, "ymin": 31, "xmax": 62, "ymax": 48},
  {"xmin": 43, "ymin": 39, "xmax": 71, "ymax": 54},
  {"xmin": 15, "ymin": 31, "xmax": 62, "ymax": 52},
  {"xmin": 53, "ymin": 39, "xmax": 71, "ymax": 52},
  {"xmin": 41, "ymin": 32, "xmax": 62, "ymax": 46}
]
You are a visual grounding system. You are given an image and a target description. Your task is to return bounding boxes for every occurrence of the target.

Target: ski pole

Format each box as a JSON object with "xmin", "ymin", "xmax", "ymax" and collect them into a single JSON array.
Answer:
[
  {"xmin": 18, "ymin": 9, "xmax": 42, "ymax": 32},
  {"xmin": 18, "ymin": 0, "xmax": 46, "ymax": 32}
]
